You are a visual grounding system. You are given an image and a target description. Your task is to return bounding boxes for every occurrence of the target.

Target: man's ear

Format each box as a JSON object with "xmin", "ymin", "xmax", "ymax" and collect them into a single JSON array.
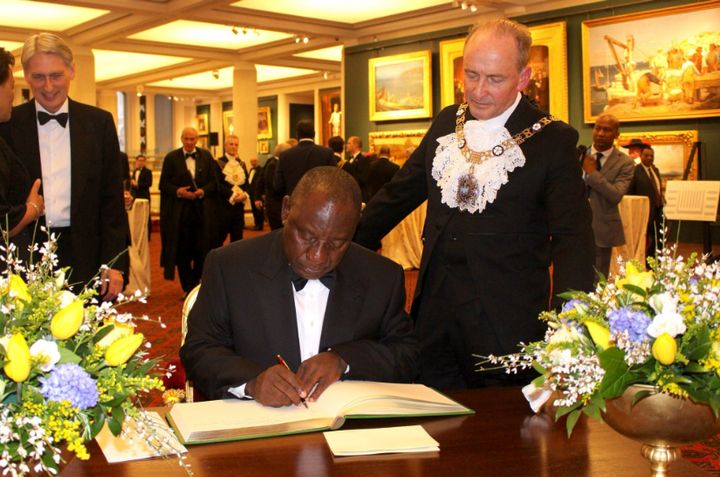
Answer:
[
  {"xmin": 281, "ymin": 195, "xmax": 290, "ymax": 223},
  {"xmin": 517, "ymin": 66, "xmax": 531, "ymax": 91}
]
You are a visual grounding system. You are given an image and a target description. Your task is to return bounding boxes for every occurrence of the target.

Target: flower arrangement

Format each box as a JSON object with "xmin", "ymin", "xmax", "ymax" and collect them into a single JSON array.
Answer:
[
  {"xmin": 0, "ymin": 231, "xmax": 186, "ymax": 475},
  {"xmin": 480, "ymin": 244, "xmax": 720, "ymax": 436}
]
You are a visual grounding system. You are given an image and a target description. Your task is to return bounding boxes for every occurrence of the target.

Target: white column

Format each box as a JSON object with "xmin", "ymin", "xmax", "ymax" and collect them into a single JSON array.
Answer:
[
  {"xmin": 69, "ymin": 46, "xmax": 95, "ymax": 106},
  {"xmin": 172, "ymin": 100, "xmax": 196, "ymax": 148},
  {"xmin": 277, "ymin": 93, "xmax": 289, "ymax": 141},
  {"xmin": 97, "ymin": 90, "xmax": 117, "ymax": 123},
  {"xmin": 232, "ymin": 62, "xmax": 257, "ymax": 162}
]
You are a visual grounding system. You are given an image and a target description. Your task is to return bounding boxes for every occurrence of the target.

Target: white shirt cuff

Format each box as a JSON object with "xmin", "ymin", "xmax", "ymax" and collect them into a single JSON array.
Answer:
[{"xmin": 227, "ymin": 383, "xmax": 249, "ymax": 399}]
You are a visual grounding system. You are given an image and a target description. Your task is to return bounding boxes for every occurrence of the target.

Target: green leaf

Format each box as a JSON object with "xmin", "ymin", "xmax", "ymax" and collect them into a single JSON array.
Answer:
[
  {"xmin": 531, "ymin": 374, "xmax": 546, "ymax": 388},
  {"xmin": 684, "ymin": 363, "xmax": 710, "ymax": 374},
  {"xmin": 554, "ymin": 402, "xmax": 581, "ymax": 419},
  {"xmin": 622, "ymin": 283, "xmax": 647, "ymax": 298},
  {"xmin": 532, "ymin": 361, "xmax": 547, "ymax": 376},
  {"xmin": 582, "ymin": 403, "xmax": 602, "ymax": 422},
  {"xmin": 597, "ymin": 347, "xmax": 632, "ymax": 398},
  {"xmin": 566, "ymin": 409, "xmax": 582, "ymax": 437},
  {"xmin": 93, "ymin": 324, "xmax": 114, "ymax": 343},
  {"xmin": 111, "ymin": 406, "xmax": 125, "ymax": 425},
  {"xmin": 630, "ymin": 389, "xmax": 654, "ymax": 406},
  {"xmin": 89, "ymin": 411, "xmax": 106, "ymax": 438},
  {"xmin": 682, "ymin": 327, "xmax": 711, "ymax": 361},
  {"xmin": 58, "ymin": 346, "xmax": 81, "ymax": 364},
  {"xmin": 107, "ymin": 416, "xmax": 122, "ymax": 436}
]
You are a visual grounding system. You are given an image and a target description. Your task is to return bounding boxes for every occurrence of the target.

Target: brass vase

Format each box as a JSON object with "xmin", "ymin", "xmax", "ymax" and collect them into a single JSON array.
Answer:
[{"xmin": 602, "ymin": 384, "xmax": 720, "ymax": 476}]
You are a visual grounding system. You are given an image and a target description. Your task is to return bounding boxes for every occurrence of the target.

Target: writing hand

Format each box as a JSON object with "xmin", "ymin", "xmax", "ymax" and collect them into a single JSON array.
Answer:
[
  {"xmin": 246, "ymin": 365, "xmax": 307, "ymax": 407},
  {"xmin": 297, "ymin": 351, "xmax": 346, "ymax": 402}
]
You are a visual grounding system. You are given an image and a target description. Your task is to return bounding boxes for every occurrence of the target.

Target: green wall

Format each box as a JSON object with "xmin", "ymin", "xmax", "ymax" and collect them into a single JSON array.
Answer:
[{"xmin": 344, "ymin": 0, "xmax": 719, "ymax": 242}]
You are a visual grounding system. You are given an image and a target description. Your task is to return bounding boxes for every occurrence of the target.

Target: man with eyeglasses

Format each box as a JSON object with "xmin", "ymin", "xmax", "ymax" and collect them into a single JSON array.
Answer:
[{"xmin": 0, "ymin": 33, "xmax": 128, "ymax": 300}]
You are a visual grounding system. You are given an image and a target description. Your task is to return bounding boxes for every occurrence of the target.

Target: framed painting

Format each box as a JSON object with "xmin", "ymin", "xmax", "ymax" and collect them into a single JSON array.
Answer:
[
  {"xmin": 320, "ymin": 88, "xmax": 341, "ymax": 146},
  {"xmin": 369, "ymin": 51, "xmax": 432, "ymax": 121},
  {"xmin": 368, "ymin": 129, "xmax": 427, "ymax": 167},
  {"xmin": 196, "ymin": 114, "xmax": 208, "ymax": 135},
  {"xmin": 257, "ymin": 140, "xmax": 269, "ymax": 154},
  {"xmin": 439, "ymin": 21, "xmax": 568, "ymax": 121},
  {"xmin": 617, "ymin": 130, "xmax": 699, "ymax": 185},
  {"xmin": 257, "ymin": 106, "xmax": 272, "ymax": 139},
  {"xmin": 582, "ymin": 1, "xmax": 720, "ymax": 123},
  {"xmin": 223, "ymin": 110, "xmax": 235, "ymax": 139}
]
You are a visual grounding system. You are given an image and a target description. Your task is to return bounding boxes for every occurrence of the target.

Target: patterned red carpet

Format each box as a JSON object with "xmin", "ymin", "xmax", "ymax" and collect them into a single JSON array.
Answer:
[{"xmin": 123, "ymin": 229, "xmax": 718, "ymax": 474}]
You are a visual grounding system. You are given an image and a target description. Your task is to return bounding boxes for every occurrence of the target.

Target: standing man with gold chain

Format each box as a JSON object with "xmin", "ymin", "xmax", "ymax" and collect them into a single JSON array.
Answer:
[{"xmin": 355, "ymin": 18, "xmax": 594, "ymax": 390}]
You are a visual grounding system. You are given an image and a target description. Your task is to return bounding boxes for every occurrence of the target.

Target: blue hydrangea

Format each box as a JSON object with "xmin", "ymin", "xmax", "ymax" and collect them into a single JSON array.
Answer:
[
  {"xmin": 39, "ymin": 363, "xmax": 99, "ymax": 410},
  {"xmin": 608, "ymin": 307, "xmax": 651, "ymax": 343},
  {"xmin": 562, "ymin": 299, "xmax": 587, "ymax": 313}
]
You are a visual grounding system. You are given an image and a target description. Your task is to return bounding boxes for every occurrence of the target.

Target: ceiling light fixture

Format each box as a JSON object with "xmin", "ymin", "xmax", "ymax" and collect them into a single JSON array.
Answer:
[
  {"xmin": 231, "ymin": 26, "xmax": 238, "ymax": 35},
  {"xmin": 293, "ymin": 35, "xmax": 309, "ymax": 44},
  {"xmin": 455, "ymin": 0, "xmax": 481, "ymax": 13}
]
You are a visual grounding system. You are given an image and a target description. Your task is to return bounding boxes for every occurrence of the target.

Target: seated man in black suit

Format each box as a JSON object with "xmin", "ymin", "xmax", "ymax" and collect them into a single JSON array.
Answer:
[{"xmin": 181, "ymin": 166, "xmax": 418, "ymax": 405}]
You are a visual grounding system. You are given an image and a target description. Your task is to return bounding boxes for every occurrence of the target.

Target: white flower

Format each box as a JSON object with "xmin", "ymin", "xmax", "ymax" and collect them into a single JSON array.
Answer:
[
  {"xmin": 649, "ymin": 292, "xmax": 678, "ymax": 315},
  {"xmin": 29, "ymin": 339, "xmax": 61, "ymax": 372},
  {"xmin": 54, "ymin": 270, "xmax": 65, "ymax": 289},
  {"xmin": 548, "ymin": 325, "xmax": 581, "ymax": 345},
  {"xmin": 548, "ymin": 348, "xmax": 574, "ymax": 366},
  {"xmin": 647, "ymin": 311, "xmax": 687, "ymax": 338},
  {"xmin": 58, "ymin": 290, "xmax": 76, "ymax": 309}
]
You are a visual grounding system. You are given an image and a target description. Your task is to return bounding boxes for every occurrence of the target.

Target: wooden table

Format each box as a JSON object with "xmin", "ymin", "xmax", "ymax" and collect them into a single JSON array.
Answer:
[{"xmin": 60, "ymin": 387, "xmax": 709, "ymax": 476}]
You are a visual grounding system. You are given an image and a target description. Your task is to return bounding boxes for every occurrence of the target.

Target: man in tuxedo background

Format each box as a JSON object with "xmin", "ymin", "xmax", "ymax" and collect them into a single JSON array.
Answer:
[
  {"xmin": 355, "ymin": 18, "xmax": 594, "ymax": 389},
  {"xmin": 365, "ymin": 145, "xmax": 399, "ymax": 201},
  {"xmin": 1, "ymin": 33, "xmax": 128, "ymax": 300},
  {"xmin": 582, "ymin": 113, "xmax": 635, "ymax": 277},
  {"xmin": 248, "ymin": 157, "xmax": 264, "ymax": 230},
  {"xmin": 212, "ymin": 134, "xmax": 249, "ymax": 246},
  {"xmin": 159, "ymin": 127, "xmax": 216, "ymax": 294},
  {"xmin": 274, "ymin": 119, "xmax": 336, "ymax": 197},
  {"xmin": 181, "ymin": 166, "xmax": 418, "ymax": 404},
  {"xmin": 629, "ymin": 146, "xmax": 664, "ymax": 258},
  {"xmin": 262, "ymin": 142, "xmax": 291, "ymax": 230},
  {"xmin": 131, "ymin": 154, "xmax": 153, "ymax": 237},
  {"xmin": 328, "ymin": 135, "xmax": 345, "ymax": 168},
  {"xmin": 343, "ymin": 135, "xmax": 372, "ymax": 202}
]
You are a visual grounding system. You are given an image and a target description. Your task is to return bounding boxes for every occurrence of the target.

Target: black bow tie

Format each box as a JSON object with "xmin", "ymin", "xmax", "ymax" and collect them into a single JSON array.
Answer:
[
  {"xmin": 37, "ymin": 111, "xmax": 68, "ymax": 127},
  {"xmin": 185, "ymin": 151, "xmax": 197, "ymax": 159},
  {"xmin": 290, "ymin": 267, "xmax": 335, "ymax": 291}
]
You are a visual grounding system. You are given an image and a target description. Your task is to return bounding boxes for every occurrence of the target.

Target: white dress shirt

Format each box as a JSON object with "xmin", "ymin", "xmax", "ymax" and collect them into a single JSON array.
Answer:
[
  {"xmin": 184, "ymin": 149, "xmax": 197, "ymax": 179},
  {"xmin": 37, "ymin": 100, "xmax": 72, "ymax": 227}
]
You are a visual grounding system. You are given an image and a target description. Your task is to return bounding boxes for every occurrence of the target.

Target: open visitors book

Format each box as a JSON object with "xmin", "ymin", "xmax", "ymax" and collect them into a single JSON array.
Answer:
[{"xmin": 166, "ymin": 381, "xmax": 473, "ymax": 445}]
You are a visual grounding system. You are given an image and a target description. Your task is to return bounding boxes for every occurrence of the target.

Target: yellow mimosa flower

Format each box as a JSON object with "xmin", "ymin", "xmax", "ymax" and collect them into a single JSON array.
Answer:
[
  {"xmin": 652, "ymin": 333, "xmax": 677, "ymax": 365},
  {"xmin": 105, "ymin": 333, "xmax": 144, "ymax": 366},
  {"xmin": 4, "ymin": 333, "xmax": 31, "ymax": 382},
  {"xmin": 584, "ymin": 321, "xmax": 611, "ymax": 349},
  {"xmin": 51, "ymin": 301, "xmax": 84, "ymax": 340}
]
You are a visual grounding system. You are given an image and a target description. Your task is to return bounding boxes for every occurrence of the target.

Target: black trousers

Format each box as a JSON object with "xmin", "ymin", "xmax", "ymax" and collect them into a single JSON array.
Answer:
[{"xmin": 176, "ymin": 202, "xmax": 204, "ymax": 293}]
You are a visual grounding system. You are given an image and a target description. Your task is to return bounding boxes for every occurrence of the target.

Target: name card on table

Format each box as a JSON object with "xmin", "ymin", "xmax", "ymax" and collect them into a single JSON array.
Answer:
[{"xmin": 664, "ymin": 181, "xmax": 720, "ymax": 222}]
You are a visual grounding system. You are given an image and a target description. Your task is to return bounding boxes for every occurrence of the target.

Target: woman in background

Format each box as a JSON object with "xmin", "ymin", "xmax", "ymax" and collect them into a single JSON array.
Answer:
[{"xmin": 0, "ymin": 47, "xmax": 44, "ymax": 251}]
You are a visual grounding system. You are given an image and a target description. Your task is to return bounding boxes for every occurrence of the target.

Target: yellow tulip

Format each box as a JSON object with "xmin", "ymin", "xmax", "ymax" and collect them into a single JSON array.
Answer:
[
  {"xmin": 51, "ymin": 300, "xmax": 84, "ymax": 340},
  {"xmin": 652, "ymin": 333, "xmax": 677, "ymax": 365},
  {"xmin": 584, "ymin": 321, "xmax": 611, "ymax": 349},
  {"xmin": 3, "ymin": 333, "xmax": 31, "ymax": 382},
  {"xmin": 7, "ymin": 275, "xmax": 31, "ymax": 309},
  {"xmin": 96, "ymin": 320, "xmax": 134, "ymax": 348},
  {"xmin": 616, "ymin": 262, "xmax": 654, "ymax": 292},
  {"xmin": 105, "ymin": 333, "xmax": 144, "ymax": 366}
]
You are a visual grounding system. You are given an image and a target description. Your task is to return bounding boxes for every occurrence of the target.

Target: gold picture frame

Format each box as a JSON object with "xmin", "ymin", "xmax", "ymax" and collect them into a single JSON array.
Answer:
[
  {"xmin": 196, "ymin": 114, "xmax": 208, "ymax": 135},
  {"xmin": 257, "ymin": 106, "xmax": 272, "ymax": 139},
  {"xmin": 617, "ymin": 130, "xmax": 699, "ymax": 185},
  {"xmin": 582, "ymin": 1, "xmax": 720, "ymax": 123},
  {"xmin": 257, "ymin": 140, "xmax": 269, "ymax": 154},
  {"xmin": 439, "ymin": 22, "xmax": 568, "ymax": 121},
  {"xmin": 369, "ymin": 51, "xmax": 432, "ymax": 122},
  {"xmin": 223, "ymin": 110, "xmax": 235, "ymax": 139},
  {"xmin": 368, "ymin": 129, "xmax": 427, "ymax": 167}
]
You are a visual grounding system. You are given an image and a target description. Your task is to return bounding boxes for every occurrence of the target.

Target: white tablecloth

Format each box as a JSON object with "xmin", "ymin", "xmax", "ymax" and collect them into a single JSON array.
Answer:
[
  {"xmin": 610, "ymin": 195, "xmax": 650, "ymax": 277},
  {"xmin": 125, "ymin": 199, "xmax": 151, "ymax": 295}
]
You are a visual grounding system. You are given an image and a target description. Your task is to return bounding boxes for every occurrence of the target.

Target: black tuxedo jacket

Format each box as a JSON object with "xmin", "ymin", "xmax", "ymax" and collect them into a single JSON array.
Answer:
[
  {"xmin": 365, "ymin": 156, "xmax": 399, "ymax": 202},
  {"xmin": 180, "ymin": 230, "xmax": 419, "ymax": 399},
  {"xmin": 159, "ymin": 147, "xmax": 216, "ymax": 279},
  {"xmin": 629, "ymin": 163, "xmax": 663, "ymax": 220},
  {"xmin": 355, "ymin": 97, "xmax": 594, "ymax": 351},
  {"xmin": 274, "ymin": 140, "xmax": 337, "ymax": 196},
  {"xmin": 131, "ymin": 167, "xmax": 152, "ymax": 200},
  {"xmin": 1, "ymin": 99, "xmax": 128, "ymax": 285}
]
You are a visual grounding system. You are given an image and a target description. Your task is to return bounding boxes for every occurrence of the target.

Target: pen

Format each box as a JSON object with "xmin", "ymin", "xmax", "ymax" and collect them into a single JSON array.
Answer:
[{"xmin": 276, "ymin": 354, "xmax": 309, "ymax": 409}]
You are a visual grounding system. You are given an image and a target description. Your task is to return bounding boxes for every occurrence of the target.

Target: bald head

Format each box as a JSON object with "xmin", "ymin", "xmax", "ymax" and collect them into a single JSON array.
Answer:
[{"xmin": 181, "ymin": 128, "xmax": 199, "ymax": 153}]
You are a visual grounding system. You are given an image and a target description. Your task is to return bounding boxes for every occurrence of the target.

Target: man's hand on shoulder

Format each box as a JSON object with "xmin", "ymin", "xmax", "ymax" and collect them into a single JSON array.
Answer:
[
  {"xmin": 245, "ymin": 365, "xmax": 307, "ymax": 407},
  {"xmin": 297, "ymin": 351, "xmax": 346, "ymax": 402}
]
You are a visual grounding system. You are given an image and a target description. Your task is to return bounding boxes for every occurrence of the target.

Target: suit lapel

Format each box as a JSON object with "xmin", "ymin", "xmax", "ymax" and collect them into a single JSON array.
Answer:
[
  {"xmin": 12, "ymin": 101, "xmax": 41, "ymax": 180},
  {"xmin": 319, "ymin": 259, "xmax": 364, "ymax": 351},
  {"xmin": 68, "ymin": 99, "xmax": 92, "ymax": 219},
  {"xmin": 258, "ymin": 233, "xmax": 303, "ymax": 367}
]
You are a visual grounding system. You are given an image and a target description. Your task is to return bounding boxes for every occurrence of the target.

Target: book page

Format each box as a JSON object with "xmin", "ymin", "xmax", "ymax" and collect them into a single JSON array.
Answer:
[{"xmin": 323, "ymin": 425, "xmax": 439, "ymax": 456}]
